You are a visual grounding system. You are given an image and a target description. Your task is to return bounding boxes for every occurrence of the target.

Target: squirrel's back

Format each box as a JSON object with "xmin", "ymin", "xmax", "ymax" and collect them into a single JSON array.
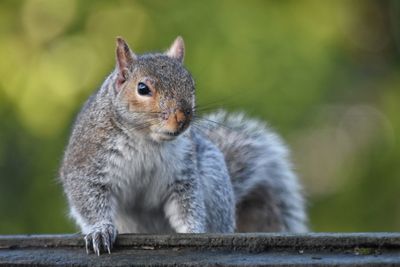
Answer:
[{"xmin": 200, "ymin": 110, "xmax": 307, "ymax": 232}]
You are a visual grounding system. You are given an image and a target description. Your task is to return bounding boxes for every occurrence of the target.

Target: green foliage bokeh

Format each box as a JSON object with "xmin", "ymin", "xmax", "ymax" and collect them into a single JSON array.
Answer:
[{"xmin": 0, "ymin": 0, "xmax": 399, "ymax": 233}]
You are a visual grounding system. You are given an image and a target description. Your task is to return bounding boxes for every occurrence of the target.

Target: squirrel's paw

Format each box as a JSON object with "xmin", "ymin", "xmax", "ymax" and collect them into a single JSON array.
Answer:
[{"xmin": 84, "ymin": 223, "xmax": 118, "ymax": 256}]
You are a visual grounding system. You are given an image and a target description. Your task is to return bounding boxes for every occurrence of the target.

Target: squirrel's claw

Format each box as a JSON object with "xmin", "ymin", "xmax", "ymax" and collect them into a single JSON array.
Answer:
[
  {"xmin": 101, "ymin": 230, "xmax": 112, "ymax": 254},
  {"xmin": 84, "ymin": 223, "xmax": 117, "ymax": 256},
  {"xmin": 84, "ymin": 234, "xmax": 91, "ymax": 254},
  {"xmin": 92, "ymin": 231, "xmax": 101, "ymax": 256}
]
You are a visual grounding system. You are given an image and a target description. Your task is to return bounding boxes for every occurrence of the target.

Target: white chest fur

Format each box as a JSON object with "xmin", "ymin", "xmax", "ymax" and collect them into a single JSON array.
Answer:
[{"xmin": 107, "ymin": 134, "xmax": 191, "ymax": 233}]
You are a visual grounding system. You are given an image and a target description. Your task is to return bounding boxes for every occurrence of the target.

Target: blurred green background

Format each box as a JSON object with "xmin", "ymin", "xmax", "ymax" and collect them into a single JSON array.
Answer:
[{"xmin": 0, "ymin": 0, "xmax": 399, "ymax": 234}]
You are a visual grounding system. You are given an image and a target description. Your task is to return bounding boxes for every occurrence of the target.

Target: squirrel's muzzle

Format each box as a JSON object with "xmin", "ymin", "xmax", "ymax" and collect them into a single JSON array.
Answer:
[
  {"xmin": 162, "ymin": 109, "xmax": 191, "ymax": 136},
  {"xmin": 163, "ymin": 109, "xmax": 190, "ymax": 134}
]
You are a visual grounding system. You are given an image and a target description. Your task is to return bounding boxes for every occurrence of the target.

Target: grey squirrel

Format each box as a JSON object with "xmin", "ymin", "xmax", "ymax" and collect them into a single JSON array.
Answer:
[{"xmin": 59, "ymin": 36, "xmax": 307, "ymax": 255}]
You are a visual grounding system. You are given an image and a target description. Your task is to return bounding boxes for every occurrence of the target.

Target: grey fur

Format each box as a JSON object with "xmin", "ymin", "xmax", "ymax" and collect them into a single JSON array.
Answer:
[
  {"xmin": 200, "ymin": 111, "xmax": 307, "ymax": 233},
  {"xmin": 59, "ymin": 37, "xmax": 307, "ymax": 255}
]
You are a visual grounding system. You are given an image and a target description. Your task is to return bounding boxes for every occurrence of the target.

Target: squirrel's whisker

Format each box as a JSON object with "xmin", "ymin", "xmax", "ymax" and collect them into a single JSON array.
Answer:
[{"xmin": 193, "ymin": 116, "xmax": 232, "ymax": 130}]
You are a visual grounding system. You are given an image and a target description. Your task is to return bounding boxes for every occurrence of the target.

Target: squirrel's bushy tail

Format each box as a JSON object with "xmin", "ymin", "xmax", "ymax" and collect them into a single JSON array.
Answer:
[{"xmin": 199, "ymin": 110, "xmax": 308, "ymax": 233}]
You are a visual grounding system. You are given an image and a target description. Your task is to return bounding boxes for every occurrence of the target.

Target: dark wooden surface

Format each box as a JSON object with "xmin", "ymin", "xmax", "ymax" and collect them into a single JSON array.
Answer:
[{"xmin": 0, "ymin": 233, "xmax": 400, "ymax": 266}]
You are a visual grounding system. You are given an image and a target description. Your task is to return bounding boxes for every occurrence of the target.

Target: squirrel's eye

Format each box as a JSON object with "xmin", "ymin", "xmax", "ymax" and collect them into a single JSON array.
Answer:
[{"xmin": 137, "ymin": 82, "xmax": 152, "ymax": 96}]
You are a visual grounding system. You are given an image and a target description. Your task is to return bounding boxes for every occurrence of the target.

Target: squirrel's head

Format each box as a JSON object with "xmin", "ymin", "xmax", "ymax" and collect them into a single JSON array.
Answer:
[{"xmin": 111, "ymin": 36, "xmax": 195, "ymax": 142}]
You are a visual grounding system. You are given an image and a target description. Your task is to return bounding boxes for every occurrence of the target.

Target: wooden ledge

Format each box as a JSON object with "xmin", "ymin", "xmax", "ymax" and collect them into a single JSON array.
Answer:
[{"xmin": 0, "ymin": 233, "xmax": 399, "ymax": 266}]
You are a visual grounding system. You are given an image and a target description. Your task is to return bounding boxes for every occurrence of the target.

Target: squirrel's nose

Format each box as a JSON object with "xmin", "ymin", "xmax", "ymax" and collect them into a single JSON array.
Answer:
[
  {"xmin": 164, "ymin": 109, "xmax": 188, "ymax": 132},
  {"xmin": 175, "ymin": 110, "xmax": 186, "ymax": 126}
]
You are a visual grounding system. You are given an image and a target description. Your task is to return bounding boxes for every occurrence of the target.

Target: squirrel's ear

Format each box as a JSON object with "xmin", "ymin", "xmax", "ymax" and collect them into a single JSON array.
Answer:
[
  {"xmin": 115, "ymin": 37, "xmax": 137, "ymax": 88},
  {"xmin": 166, "ymin": 36, "xmax": 185, "ymax": 63}
]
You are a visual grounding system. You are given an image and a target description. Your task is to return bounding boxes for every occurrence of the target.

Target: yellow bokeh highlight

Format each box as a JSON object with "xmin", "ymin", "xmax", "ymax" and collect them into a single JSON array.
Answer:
[
  {"xmin": 86, "ymin": 2, "xmax": 150, "ymax": 60},
  {"xmin": 22, "ymin": 0, "xmax": 76, "ymax": 46},
  {"xmin": 0, "ymin": 37, "xmax": 31, "ymax": 101}
]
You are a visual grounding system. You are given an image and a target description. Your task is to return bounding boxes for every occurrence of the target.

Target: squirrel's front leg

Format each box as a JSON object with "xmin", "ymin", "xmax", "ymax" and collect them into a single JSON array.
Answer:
[
  {"xmin": 164, "ymin": 179, "xmax": 207, "ymax": 233},
  {"xmin": 65, "ymin": 175, "xmax": 117, "ymax": 255}
]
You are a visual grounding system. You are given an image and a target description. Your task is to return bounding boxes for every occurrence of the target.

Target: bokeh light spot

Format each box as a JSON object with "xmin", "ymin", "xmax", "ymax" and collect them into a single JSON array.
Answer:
[{"xmin": 22, "ymin": 0, "xmax": 76, "ymax": 46}]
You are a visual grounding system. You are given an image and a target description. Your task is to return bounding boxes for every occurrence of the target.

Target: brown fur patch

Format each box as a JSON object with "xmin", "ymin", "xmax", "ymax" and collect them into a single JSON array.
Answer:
[
  {"xmin": 165, "ymin": 115, "xmax": 178, "ymax": 132},
  {"xmin": 165, "ymin": 110, "xmax": 186, "ymax": 132},
  {"xmin": 176, "ymin": 110, "xmax": 186, "ymax": 124},
  {"xmin": 123, "ymin": 79, "xmax": 161, "ymax": 115}
]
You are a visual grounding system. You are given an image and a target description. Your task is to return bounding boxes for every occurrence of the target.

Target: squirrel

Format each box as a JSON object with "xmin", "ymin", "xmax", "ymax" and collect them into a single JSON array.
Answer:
[{"xmin": 59, "ymin": 36, "xmax": 308, "ymax": 255}]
